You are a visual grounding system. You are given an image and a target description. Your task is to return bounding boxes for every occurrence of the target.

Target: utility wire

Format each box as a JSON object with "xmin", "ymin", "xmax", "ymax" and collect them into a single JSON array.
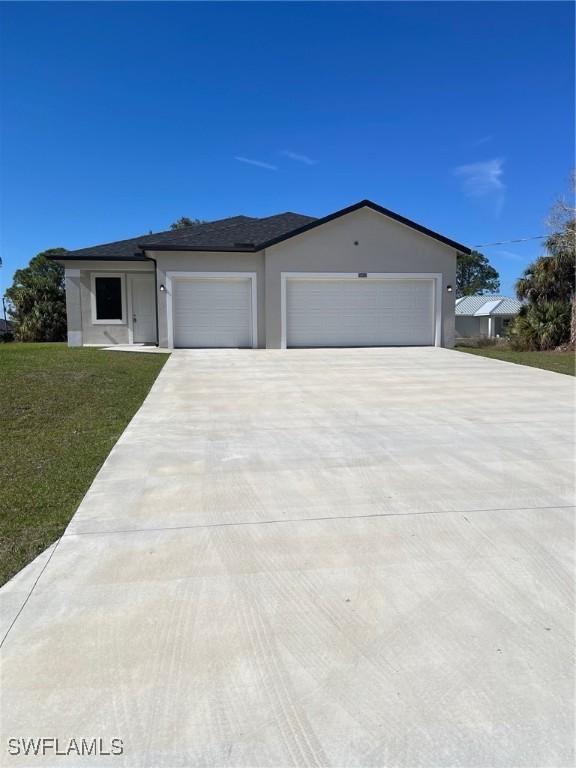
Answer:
[{"xmin": 474, "ymin": 235, "xmax": 546, "ymax": 248}]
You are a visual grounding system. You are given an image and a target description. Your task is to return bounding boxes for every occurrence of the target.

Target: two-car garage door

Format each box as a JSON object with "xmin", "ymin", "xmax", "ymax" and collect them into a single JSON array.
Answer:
[{"xmin": 285, "ymin": 276, "xmax": 436, "ymax": 347}]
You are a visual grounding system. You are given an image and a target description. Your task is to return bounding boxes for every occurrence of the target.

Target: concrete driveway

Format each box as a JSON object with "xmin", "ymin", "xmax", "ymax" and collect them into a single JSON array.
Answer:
[{"xmin": 1, "ymin": 348, "xmax": 574, "ymax": 767}]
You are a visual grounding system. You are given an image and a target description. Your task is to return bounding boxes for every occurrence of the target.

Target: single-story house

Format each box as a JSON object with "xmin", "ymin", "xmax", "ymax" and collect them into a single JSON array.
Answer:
[
  {"xmin": 455, "ymin": 295, "xmax": 522, "ymax": 338},
  {"xmin": 52, "ymin": 199, "xmax": 471, "ymax": 350}
]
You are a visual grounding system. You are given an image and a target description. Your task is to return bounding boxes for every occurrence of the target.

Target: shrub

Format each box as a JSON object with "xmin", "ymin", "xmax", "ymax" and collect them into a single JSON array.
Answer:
[{"xmin": 509, "ymin": 301, "xmax": 571, "ymax": 351}]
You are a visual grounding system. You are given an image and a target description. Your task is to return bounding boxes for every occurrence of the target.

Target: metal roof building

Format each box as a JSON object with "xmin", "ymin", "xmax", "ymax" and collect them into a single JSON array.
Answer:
[
  {"xmin": 455, "ymin": 295, "xmax": 523, "ymax": 317},
  {"xmin": 455, "ymin": 295, "xmax": 522, "ymax": 338}
]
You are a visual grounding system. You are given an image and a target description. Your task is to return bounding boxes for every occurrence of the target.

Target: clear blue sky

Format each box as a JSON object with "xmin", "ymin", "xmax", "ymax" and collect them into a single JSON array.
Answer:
[{"xmin": 1, "ymin": 1, "xmax": 574, "ymax": 296}]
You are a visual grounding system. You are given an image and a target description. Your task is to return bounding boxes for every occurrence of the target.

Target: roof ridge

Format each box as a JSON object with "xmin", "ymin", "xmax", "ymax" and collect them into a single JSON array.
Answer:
[
  {"xmin": 260, "ymin": 211, "xmax": 316, "ymax": 219},
  {"xmin": 142, "ymin": 215, "xmax": 256, "ymax": 239},
  {"xmin": 138, "ymin": 212, "xmax": 317, "ymax": 249},
  {"xmin": 148, "ymin": 217, "xmax": 255, "ymax": 241}
]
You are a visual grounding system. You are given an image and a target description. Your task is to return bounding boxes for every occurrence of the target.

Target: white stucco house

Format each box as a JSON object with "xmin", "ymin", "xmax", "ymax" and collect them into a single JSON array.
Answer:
[
  {"xmin": 52, "ymin": 199, "xmax": 471, "ymax": 350},
  {"xmin": 455, "ymin": 295, "xmax": 522, "ymax": 339}
]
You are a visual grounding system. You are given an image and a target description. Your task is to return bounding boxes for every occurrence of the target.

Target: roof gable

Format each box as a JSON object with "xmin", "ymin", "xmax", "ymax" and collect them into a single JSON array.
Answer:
[
  {"xmin": 259, "ymin": 200, "xmax": 471, "ymax": 254},
  {"xmin": 51, "ymin": 199, "xmax": 470, "ymax": 260}
]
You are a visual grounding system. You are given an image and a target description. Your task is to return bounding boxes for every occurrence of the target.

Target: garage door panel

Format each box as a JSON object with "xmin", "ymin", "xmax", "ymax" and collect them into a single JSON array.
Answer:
[
  {"xmin": 286, "ymin": 278, "xmax": 435, "ymax": 347},
  {"xmin": 173, "ymin": 278, "xmax": 252, "ymax": 348}
]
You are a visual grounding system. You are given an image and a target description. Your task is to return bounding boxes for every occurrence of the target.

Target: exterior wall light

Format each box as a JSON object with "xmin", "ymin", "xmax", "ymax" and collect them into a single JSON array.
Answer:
[
  {"xmin": 447, "ymin": 285, "xmax": 453, "ymax": 292},
  {"xmin": 159, "ymin": 284, "xmax": 166, "ymax": 292}
]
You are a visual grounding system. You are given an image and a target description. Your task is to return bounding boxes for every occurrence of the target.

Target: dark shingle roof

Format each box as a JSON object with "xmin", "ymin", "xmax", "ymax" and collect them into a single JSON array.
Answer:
[
  {"xmin": 58, "ymin": 213, "xmax": 317, "ymax": 260},
  {"xmin": 52, "ymin": 200, "xmax": 471, "ymax": 260}
]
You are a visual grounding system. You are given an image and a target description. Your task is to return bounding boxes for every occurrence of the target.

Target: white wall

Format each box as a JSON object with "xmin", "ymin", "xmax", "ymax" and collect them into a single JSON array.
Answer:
[
  {"xmin": 64, "ymin": 269, "xmax": 83, "ymax": 346},
  {"xmin": 455, "ymin": 316, "xmax": 482, "ymax": 338},
  {"xmin": 264, "ymin": 207, "xmax": 458, "ymax": 348},
  {"xmin": 72, "ymin": 262, "xmax": 154, "ymax": 346},
  {"xmin": 149, "ymin": 250, "xmax": 265, "ymax": 348},
  {"xmin": 456, "ymin": 315, "xmax": 515, "ymax": 339}
]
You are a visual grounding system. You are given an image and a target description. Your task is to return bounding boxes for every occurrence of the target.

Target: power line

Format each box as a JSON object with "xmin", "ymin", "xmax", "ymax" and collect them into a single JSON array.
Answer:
[{"xmin": 474, "ymin": 235, "xmax": 546, "ymax": 248}]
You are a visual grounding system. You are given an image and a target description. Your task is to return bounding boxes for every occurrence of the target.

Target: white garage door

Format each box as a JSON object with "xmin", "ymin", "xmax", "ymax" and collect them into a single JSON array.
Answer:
[
  {"xmin": 172, "ymin": 277, "xmax": 253, "ymax": 348},
  {"xmin": 286, "ymin": 277, "xmax": 436, "ymax": 347}
]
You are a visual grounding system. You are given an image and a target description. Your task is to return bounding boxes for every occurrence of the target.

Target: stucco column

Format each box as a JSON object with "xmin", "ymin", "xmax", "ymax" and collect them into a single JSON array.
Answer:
[{"xmin": 64, "ymin": 268, "xmax": 83, "ymax": 346}]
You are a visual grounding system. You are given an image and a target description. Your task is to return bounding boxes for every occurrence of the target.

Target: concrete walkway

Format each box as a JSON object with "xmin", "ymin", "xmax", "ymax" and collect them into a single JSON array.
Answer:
[
  {"xmin": 101, "ymin": 345, "xmax": 170, "ymax": 354},
  {"xmin": 1, "ymin": 348, "xmax": 574, "ymax": 767}
]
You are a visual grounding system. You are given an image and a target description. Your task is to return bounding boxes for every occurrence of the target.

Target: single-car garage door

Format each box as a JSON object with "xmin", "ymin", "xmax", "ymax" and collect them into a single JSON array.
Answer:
[
  {"xmin": 285, "ymin": 276, "xmax": 436, "ymax": 347},
  {"xmin": 172, "ymin": 277, "xmax": 254, "ymax": 348}
]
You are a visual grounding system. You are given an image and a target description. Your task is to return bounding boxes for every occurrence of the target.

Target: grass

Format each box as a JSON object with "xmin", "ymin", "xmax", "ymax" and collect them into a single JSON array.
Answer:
[
  {"xmin": 0, "ymin": 343, "xmax": 169, "ymax": 586},
  {"xmin": 456, "ymin": 345, "xmax": 575, "ymax": 376}
]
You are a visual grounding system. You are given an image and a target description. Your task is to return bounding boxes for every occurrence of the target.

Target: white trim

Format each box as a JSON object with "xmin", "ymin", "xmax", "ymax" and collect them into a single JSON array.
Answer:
[
  {"xmin": 67, "ymin": 330, "xmax": 82, "ymax": 347},
  {"xmin": 90, "ymin": 273, "xmax": 126, "ymax": 325},
  {"xmin": 127, "ymin": 276, "xmax": 134, "ymax": 344},
  {"xmin": 165, "ymin": 271, "xmax": 257, "ymax": 349},
  {"xmin": 280, "ymin": 272, "xmax": 443, "ymax": 349}
]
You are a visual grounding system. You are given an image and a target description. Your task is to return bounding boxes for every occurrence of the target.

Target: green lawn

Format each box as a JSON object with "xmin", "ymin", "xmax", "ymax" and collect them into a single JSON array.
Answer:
[
  {"xmin": 0, "ymin": 343, "xmax": 168, "ymax": 586},
  {"xmin": 456, "ymin": 345, "xmax": 575, "ymax": 376}
]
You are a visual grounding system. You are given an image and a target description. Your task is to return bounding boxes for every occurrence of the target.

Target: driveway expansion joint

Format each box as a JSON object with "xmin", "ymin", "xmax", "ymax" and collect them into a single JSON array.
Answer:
[
  {"xmin": 64, "ymin": 503, "xmax": 576, "ymax": 538},
  {"xmin": 0, "ymin": 536, "xmax": 63, "ymax": 649}
]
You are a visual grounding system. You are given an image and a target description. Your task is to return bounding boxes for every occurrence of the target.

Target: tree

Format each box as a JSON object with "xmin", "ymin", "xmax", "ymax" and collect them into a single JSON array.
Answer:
[
  {"xmin": 456, "ymin": 250, "xmax": 500, "ymax": 297},
  {"xmin": 545, "ymin": 179, "xmax": 576, "ymax": 344},
  {"xmin": 509, "ymin": 300, "xmax": 572, "ymax": 351},
  {"xmin": 511, "ymin": 191, "xmax": 575, "ymax": 349},
  {"xmin": 170, "ymin": 217, "xmax": 205, "ymax": 230},
  {"xmin": 5, "ymin": 248, "xmax": 68, "ymax": 342},
  {"xmin": 516, "ymin": 235, "xmax": 575, "ymax": 306}
]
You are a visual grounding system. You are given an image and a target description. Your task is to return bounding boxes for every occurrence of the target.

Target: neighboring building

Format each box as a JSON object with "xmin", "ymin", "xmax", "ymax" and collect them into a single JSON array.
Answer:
[
  {"xmin": 0, "ymin": 318, "xmax": 14, "ymax": 335},
  {"xmin": 51, "ymin": 199, "xmax": 470, "ymax": 350},
  {"xmin": 455, "ymin": 295, "xmax": 522, "ymax": 338}
]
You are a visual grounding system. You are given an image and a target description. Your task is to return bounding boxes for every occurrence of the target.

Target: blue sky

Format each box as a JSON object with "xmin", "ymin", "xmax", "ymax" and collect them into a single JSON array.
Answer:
[{"xmin": 1, "ymin": 1, "xmax": 573, "ymax": 296}]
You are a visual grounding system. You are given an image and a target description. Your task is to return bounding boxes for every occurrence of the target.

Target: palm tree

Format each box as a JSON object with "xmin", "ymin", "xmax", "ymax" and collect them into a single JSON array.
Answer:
[
  {"xmin": 511, "ymin": 300, "xmax": 572, "ymax": 351},
  {"xmin": 515, "ymin": 214, "xmax": 575, "ymax": 348},
  {"xmin": 544, "ymin": 218, "xmax": 576, "ymax": 344},
  {"xmin": 516, "ymin": 228, "xmax": 575, "ymax": 304}
]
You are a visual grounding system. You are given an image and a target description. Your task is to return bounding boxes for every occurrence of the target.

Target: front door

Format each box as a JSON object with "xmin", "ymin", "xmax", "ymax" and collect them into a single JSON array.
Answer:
[{"xmin": 130, "ymin": 276, "xmax": 156, "ymax": 344}]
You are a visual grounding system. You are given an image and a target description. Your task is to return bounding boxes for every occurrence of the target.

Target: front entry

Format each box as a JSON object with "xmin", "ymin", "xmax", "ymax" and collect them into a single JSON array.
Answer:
[{"xmin": 130, "ymin": 276, "xmax": 156, "ymax": 344}]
